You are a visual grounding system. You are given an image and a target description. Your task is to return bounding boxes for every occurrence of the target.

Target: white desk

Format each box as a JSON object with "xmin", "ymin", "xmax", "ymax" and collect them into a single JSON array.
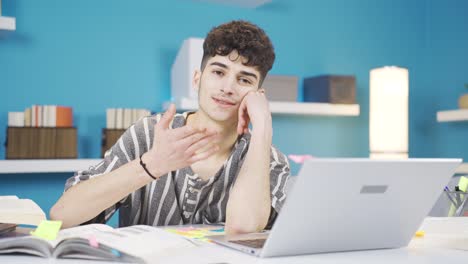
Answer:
[
  {"xmin": 0, "ymin": 246, "xmax": 467, "ymax": 264},
  {"xmin": 2, "ymin": 217, "xmax": 467, "ymax": 263}
]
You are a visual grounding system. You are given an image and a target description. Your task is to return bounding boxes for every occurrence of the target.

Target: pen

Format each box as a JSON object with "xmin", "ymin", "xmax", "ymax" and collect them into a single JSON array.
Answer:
[
  {"xmin": 444, "ymin": 189, "xmax": 458, "ymax": 207},
  {"xmin": 455, "ymin": 194, "xmax": 468, "ymax": 216},
  {"xmin": 455, "ymin": 191, "xmax": 463, "ymax": 206}
]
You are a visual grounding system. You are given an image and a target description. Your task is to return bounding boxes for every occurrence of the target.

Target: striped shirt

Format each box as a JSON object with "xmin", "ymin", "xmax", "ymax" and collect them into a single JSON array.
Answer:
[{"xmin": 65, "ymin": 112, "xmax": 290, "ymax": 227}]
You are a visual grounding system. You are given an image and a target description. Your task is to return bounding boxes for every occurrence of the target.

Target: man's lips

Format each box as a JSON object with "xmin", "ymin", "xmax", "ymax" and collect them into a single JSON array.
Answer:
[{"xmin": 212, "ymin": 97, "xmax": 236, "ymax": 106}]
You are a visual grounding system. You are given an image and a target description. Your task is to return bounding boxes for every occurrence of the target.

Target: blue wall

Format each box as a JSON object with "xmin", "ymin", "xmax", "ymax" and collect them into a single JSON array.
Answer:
[
  {"xmin": 1, "ymin": 0, "xmax": 465, "ymax": 223},
  {"xmin": 410, "ymin": 0, "xmax": 468, "ymax": 159}
]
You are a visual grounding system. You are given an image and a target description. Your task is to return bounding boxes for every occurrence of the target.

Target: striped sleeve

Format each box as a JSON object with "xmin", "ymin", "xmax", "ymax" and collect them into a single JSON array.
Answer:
[
  {"xmin": 63, "ymin": 115, "xmax": 155, "ymax": 224},
  {"xmin": 266, "ymin": 146, "xmax": 290, "ymax": 228}
]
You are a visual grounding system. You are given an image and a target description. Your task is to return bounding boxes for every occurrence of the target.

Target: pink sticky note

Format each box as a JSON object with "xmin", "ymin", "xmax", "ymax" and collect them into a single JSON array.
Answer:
[
  {"xmin": 88, "ymin": 236, "xmax": 99, "ymax": 248},
  {"xmin": 288, "ymin": 154, "xmax": 314, "ymax": 164}
]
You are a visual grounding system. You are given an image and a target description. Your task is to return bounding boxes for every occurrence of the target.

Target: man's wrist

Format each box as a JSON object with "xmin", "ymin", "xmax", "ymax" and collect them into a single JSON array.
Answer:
[
  {"xmin": 140, "ymin": 152, "xmax": 163, "ymax": 179},
  {"xmin": 250, "ymin": 127, "xmax": 272, "ymax": 144},
  {"xmin": 250, "ymin": 118, "xmax": 272, "ymax": 139}
]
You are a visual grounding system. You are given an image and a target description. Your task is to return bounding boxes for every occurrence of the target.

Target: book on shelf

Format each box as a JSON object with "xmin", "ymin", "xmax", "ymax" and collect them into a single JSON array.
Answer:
[
  {"xmin": 0, "ymin": 223, "xmax": 195, "ymax": 262},
  {"xmin": 37, "ymin": 105, "xmax": 42, "ymax": 128},
  {"xmin": 123, "ymin": 108, "xmax": 132, "ymax": 129},
  {"xmin": 24, "ymin": 108, "xmax": 32, "ymax": 127},
  {"xmin": 115, "ymin": 108, "xmax": 123, "ymax": 129},
  {"xmin": 106, "ymin": 108, "xmax": 151, "ymax": 129},
  {"xmin": 0, "ymin": 196, "xmax": 46, "ymax": 226},
  {"xmin": 17, "ymin": 105, "xmax": 73, "ymax": 128},
  {"xmin": 106, "ymin": 108, "xmax": 115, "ymax": 130},
  {"xmin": 7, "ymin": 112, "xmax": 24, "ymax": 127},
  {"xmin": 55, "ymin": 106, "xmax": 73, "ymax": 127},
  {"xmin": 102, "ymin": 108, "xmax": 151, "ymax": 156}
]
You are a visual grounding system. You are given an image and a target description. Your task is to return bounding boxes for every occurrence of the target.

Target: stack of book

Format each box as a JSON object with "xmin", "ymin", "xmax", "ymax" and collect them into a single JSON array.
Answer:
[
  {"xmin": 102, "ymin": 108, "xmax": 151, "ymax": 157},
  {"xmin": 8, "ymin": 105, "xmax": 73, "ymax": 128},
  {"xmin": 106, "ymin": 108, "xmax": 151, "ymax": 129},
  {"xmin": 0, "ymin": 196, "xmax": 46, "ymax": 226},
  {"xmin": 6, "ymin": 105, "xmax": 76, "ymax": 159}
]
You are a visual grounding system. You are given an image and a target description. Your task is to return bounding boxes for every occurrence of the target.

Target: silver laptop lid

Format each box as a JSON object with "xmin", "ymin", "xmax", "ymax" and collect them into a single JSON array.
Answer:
[{"xmin": 261, "ymin": 158, "xmax": 462, "ymax": 257}]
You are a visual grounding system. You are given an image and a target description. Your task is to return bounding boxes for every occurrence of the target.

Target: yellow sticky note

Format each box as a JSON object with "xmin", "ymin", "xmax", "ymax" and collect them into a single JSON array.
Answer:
[
  {"xmin": 30, "ymin": 220, "xmax": 62, "ymax": 240},
  {"xmin": 414, "ymin": 231, "xmax": 425, "ymax": 237}
]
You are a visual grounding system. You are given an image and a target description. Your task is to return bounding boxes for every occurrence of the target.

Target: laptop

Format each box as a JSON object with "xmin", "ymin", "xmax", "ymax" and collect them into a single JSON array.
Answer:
[{"xmin": 207, "ymin": 158, "xmax": 462, "ymax": 257}]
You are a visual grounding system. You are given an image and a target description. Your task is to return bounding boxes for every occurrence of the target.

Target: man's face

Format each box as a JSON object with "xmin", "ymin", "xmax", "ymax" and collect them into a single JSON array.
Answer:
[{"xmin": 193, "ymin": 50, "xmax": 261, "ymax": 123}]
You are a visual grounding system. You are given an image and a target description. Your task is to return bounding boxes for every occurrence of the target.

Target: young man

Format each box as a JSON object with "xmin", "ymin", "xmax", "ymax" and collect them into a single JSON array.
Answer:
[{"xmin": 50, "ymin": 20, "xmax": 290, "ymax": 235}]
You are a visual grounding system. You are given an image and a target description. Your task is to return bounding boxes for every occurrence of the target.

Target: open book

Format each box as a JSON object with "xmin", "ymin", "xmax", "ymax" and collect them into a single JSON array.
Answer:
[
  {"xmin": 0, "ymin": 224, "xmax": 196, "ymax": 262},
  {"xmin": 0, "ymin": 196, "xmax": 46, "ymax": 226}
]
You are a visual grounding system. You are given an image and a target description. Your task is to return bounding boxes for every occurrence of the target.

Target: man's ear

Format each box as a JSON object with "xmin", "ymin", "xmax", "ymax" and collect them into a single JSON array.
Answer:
[{"xmin": 192, "ymin": 70, "xmax": 201, "ymax": 92}]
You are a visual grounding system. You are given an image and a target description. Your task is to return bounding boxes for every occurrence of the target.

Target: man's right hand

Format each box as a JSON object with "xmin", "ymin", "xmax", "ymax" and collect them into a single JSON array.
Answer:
[{"xmin": 141, "ymin": 104, "xmax": 219, "ymax": 178}]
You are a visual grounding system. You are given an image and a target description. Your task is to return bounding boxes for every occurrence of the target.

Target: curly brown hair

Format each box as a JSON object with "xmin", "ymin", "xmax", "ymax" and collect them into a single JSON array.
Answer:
[{"xmin": 201, "ymin": 20, "xmax": 275, "ymax": 85}]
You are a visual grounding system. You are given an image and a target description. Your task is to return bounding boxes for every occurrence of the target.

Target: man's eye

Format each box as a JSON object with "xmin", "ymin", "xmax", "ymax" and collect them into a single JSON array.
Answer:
[
  {"xmin": 239, "ymin": 78, "xmax": 252, "ymax": 85},
  {"xmin": 213, "ymin": 70, "xmax": 224, "ymax": 76}
]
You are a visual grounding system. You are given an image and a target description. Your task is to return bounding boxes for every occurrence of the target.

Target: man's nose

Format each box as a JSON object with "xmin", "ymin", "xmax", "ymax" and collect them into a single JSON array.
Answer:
[{"xmin": 220, "ymin": 76, "xmax": 236, "ymax": 95}]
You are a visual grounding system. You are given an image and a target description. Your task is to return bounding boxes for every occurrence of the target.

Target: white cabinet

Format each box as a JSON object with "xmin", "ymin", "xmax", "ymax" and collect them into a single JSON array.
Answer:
[{"xmin": 171, "ymin": 38, "xmax": 204, "ymax": 101}]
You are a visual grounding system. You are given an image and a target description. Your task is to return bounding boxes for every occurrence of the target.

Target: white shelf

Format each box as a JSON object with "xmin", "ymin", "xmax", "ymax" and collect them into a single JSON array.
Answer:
[
  {"xmin": 164, "ymin": 98, "xmax": 360, "ymax": 117},
  {"xmin": 1, "ymin": 158, "xmax": 464, "ymax": 175},
  {"xmin": 269, "ymin": 101, "xmax": 360, "ymax": 116},
  {"xmin": 437, "ymin": 109, "xmax": 468, "ymax": 122},
  {"xmin": 0, "ymin": 159, "xmax": 102, "ymax": 174},
  {"xmin": 0, "ymin": 16, "xmax": 15, "ymax": 31},
  {"xmin": 456, "ymin": 163, "xmax": 468, "ymax": 174}
]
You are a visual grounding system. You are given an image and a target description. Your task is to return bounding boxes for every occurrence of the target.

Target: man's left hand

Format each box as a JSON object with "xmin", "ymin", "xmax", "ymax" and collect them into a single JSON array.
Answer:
[{"xmin": 237, "ymin": 89, "xmax": 272, "ymax": 135}]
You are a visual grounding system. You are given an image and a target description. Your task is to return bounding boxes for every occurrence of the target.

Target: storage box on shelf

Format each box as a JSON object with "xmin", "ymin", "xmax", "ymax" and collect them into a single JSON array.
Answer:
[
  {"xmin": 5, "ymin": 127, "xmax": 77, "ymax": 159},
  {"xmin": 101, "ymin": 129, "xmax": 126, "ymax": 157},
  {"xmin": 303, "ymin": 75, "xmax": 356, "ymax": 104},
  {"xmin": 262, "ymin": 75, "xmax": 298, "ymax": 102}
]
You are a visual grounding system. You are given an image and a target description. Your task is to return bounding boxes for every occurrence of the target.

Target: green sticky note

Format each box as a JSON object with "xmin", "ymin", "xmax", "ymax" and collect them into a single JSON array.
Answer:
[
  {"xmin": 458, "ymin": 176, "xmax": 468, "ymax": 192},
  {"xmin": 30, "ymin": 220, "xmax": 62, "ymax": 240}
]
